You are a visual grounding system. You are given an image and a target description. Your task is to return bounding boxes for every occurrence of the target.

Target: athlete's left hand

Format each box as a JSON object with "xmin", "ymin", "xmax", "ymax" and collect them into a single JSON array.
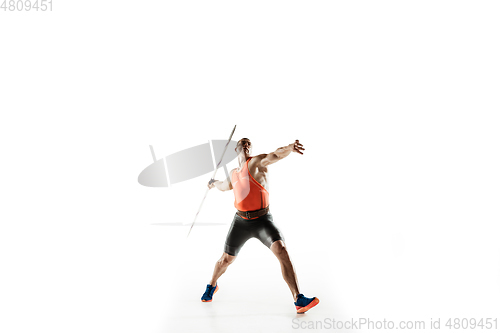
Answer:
[{"xmin": 292, "ymin": 140, "xmax": 305, "ymax": 155}]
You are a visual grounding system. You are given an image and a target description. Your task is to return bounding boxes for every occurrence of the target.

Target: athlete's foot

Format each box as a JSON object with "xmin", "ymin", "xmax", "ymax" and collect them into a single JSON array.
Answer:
[
  {"xmin": 294, "ymin": 294, "xmax": 319, "ymax": 313},
  {"xmin": 201, "ymin": 283, "xmax": 219, "ymax": 302}
]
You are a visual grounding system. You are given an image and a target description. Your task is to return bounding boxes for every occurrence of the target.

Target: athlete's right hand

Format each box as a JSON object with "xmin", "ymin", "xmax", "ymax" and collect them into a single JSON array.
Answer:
[{"xmin": 208, "ymin": 178, "xmax": 217, "ymax": 189}]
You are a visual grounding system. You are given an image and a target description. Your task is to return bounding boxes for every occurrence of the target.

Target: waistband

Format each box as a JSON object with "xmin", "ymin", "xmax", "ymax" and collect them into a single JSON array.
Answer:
[{"xmin": 236, "ymin": 206, "xmax": 270, "ymax": 219}]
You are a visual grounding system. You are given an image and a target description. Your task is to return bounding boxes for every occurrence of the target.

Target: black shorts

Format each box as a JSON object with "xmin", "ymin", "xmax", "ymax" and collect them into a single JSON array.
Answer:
[{"xmin": 224, "ymin": 212, "xmax": 284, "ymax": 256}]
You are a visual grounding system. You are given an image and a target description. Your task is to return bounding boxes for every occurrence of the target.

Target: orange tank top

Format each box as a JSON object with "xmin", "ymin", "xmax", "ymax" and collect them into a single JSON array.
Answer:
[{"xmin": 232, "ymin": 157, "xmax": 270, "ymax": 217}]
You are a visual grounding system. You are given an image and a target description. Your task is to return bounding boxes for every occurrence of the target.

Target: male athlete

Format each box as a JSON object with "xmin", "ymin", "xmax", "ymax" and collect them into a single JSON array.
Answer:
[{"xmin": 201, "ymin": 138, "xmax": 319, "ymax": 314}]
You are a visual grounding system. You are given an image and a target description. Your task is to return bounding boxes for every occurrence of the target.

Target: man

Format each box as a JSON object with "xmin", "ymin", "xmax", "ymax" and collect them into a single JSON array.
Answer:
[{"xmin": 201, "ymin": 138, "xmax": 319, "ymax": 314}]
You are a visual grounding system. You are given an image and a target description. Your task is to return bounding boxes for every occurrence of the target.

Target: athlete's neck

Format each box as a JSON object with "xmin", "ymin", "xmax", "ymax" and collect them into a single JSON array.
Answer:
[{"xmin": 237, "ymin": 152, "xmax": 251, "ymax": 168}]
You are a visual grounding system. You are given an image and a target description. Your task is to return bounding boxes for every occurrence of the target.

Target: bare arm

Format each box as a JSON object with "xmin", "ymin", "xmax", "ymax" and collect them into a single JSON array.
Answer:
[
  {"xmin": 261, "ymin": 140, "xmax": 305, "ymax": 167},
  {"xmin": 207, "ymin": 169, "xmax": 234, "ymax": 191}
]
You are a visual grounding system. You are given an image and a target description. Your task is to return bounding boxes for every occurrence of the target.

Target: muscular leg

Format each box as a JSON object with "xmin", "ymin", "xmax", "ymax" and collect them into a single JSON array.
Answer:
[
  {"xmin": 209, "ymin": 252, "xmax": 236, "ymax": 286},
  {"xmin": 270, "ymin": 240, "xmax": 300, "ymax": 302}
]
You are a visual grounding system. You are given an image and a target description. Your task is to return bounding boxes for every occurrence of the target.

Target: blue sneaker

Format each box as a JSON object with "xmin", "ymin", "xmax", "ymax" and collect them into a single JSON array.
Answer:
[
  {"xmin": 294, "ymin": 293, "xmax": 319, "ymax": 313},
  {"xmin": 201, "ymin": 283, "xmax": 219, "ymax": 302}
]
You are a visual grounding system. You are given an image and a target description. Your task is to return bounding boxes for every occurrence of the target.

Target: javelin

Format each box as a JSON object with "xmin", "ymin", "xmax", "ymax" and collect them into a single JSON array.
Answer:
[{"xmin": 187, "ymin": 125, "xmax": 237, "ymax": 237}]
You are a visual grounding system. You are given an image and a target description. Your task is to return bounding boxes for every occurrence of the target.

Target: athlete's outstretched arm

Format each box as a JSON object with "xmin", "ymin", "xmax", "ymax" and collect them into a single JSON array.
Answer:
[
  {"xmin": 260, "ymin": 140, "xmax": 305, "ymax": 167},
  {"xmin": 207, "ymin": 169, "xmax": 234, "ymax": 191}
]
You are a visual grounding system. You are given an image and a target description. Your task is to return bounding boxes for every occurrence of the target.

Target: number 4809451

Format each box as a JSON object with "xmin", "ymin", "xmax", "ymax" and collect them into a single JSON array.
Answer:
[{"xmin": 1, "ymin": 0, "xmax": 53, "ymax": 11}]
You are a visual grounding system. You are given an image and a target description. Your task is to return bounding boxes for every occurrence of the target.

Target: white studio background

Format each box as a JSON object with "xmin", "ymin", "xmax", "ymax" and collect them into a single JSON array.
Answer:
[{"xmin": 1, "ymin": 1, "xmax": 499, "ymax": 333}]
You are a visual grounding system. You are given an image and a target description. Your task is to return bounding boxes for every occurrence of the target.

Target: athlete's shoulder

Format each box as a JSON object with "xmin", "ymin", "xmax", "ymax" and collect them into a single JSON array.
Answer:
[
  {"xmin": 249, "ymin": 154, "xmax": 268, "ymax": 168},
  {"xmin": 248, "ymin": 154, "xmax": 266, "ymax": 164},
  {"xmin": 251, "ymin": 154, "xmax": 267, "ymax": 161}
]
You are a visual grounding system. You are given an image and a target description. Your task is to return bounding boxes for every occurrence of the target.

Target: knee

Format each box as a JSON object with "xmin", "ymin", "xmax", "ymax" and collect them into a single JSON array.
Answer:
[
  {"xmin": 272, "ymin": 241, "xmax": 289, "ymax": 259},
  {"xmin": 218, "ymin": 253, "xmax": 235, "ymax": 267}
]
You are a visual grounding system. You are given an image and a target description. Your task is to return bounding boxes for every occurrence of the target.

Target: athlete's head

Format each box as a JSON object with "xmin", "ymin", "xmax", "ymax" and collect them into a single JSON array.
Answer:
[{"xmin": 235, "ymin": 138, "xmax": 252, "ymax": 155}]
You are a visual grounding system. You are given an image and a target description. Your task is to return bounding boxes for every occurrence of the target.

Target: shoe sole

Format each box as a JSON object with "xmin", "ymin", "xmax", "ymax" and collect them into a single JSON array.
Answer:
[
  {"xmin": 296, "ymin": 297, "xmax": 319, "ymax": 313},
  {"xmin": 201, "ymin": 285, "xmax": 219, "ymax": 302}
]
